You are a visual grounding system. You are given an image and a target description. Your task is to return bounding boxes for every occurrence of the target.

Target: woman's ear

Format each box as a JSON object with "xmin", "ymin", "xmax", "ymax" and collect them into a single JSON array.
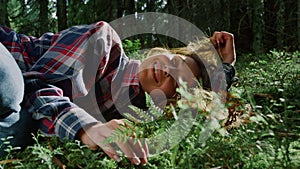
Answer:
[{"xmin": 147, "ymin": 47, "xmax": 170, "ymax": 57}]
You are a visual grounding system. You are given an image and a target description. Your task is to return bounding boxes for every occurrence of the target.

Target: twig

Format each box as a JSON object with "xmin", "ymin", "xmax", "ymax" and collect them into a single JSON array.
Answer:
[
  {"xmin": 47, "ymin": 138, "xmax": 84, "ymax": 169},
  {"xmin": 53, "ymin": 156, "xmax": 66, "ymax": 169},
  {"xmin": 253, "ymin": 93, "xmax": 273, "ymax": 99},
  {"xmin": 0, "ymin": 159, "xmax": 22, "ymax": 165},
  {"xmin": 0, "ymin": 151, "xmax": 33, "ymax": 165},
  {"xmin": 275, "ymin": 132, "xmax": 300, "ymax": 138},
  {"xmin": 47, "ymin": 139, "xmax": 67, "ymax": 169}
]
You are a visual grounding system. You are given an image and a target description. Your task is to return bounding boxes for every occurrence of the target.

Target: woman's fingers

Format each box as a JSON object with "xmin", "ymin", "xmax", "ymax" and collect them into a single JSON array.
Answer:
[
  {"xmin": 210, "ymin": 36, "xmax": 217, "ymax": 47},
  {"xmin": 211, "ymin": 31, "xmax": 232, "ymax": 46},
  {"xmin": 80, "ymin": 120, "xmax": 148, "ymax": 165},
  {"xmin": 127, "ymin": 138, "xmax": 148, "ymax": 164},
  {"xmin": 115, "ymin": 140, "xmax": 141, "ymax": 165},
  {"xmin": 142, "ymin": 140, "xmax": 149, "ymax": 165},
  {"xmin": 215, "ymin": 32, "xmax": 224, "ymax": 44},
  {"xmin": 106, "ymin": 119, "xmax": 148, "ymax": 165},
  {"xmin": 99, "ymin": 143, "xmax": 121, "ymax": 162},
  {"xmin": 210, "ymin": 31, "xmax": 236, "ymax": 64}
]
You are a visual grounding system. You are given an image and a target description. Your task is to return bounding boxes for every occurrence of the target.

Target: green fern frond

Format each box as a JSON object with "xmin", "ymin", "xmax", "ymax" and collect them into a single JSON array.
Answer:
[
  {"xmin": 145, "ymin": 93, "xmax": 165, "ymax": 119},
  {"xmin": 128, "ymin": 105, "xmax": 153, "ymax": 123},
  {"xmin": 148, "ymin": 103, "xmax": 165, "ymax": 120},
  {"xmin": 123, "ymin": 112, "xmax": 144, "ymax": 124},
  {"xmin": 127, "ymin": 94, "xmax": 165, "ymax": 123},
  {"xmin": 100, "ymin": 124, "xmax": 135, "ymax": 145},
  {"xmin": 145, "ymin": 92, "xmax": 152, "ymax": 108}
]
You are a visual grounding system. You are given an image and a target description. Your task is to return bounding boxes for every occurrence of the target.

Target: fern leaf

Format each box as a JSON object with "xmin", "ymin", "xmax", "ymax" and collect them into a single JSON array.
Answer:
[
  {"xmin": 128, "ymin": 105, "xmax": 154, "ymax": 123},
  {"xmin": 123, "ymin": 112, "xmax": 144, "ymax": 124}
]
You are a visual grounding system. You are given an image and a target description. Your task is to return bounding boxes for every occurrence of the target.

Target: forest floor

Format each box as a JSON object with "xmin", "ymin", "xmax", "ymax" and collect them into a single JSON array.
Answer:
[{"xmin": 0, "ymin": 49, "xmax": 299, "ymax": 169}]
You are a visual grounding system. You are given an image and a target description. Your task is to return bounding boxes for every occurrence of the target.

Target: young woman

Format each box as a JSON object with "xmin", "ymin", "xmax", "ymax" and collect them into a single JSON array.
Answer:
[{"xmin": 0, "ymin": 21, "xmax": 236, "ymax": 165}]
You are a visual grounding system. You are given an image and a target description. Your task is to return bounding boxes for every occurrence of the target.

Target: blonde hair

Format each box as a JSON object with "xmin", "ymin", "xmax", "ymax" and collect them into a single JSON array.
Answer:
[{"xmin": 146, "ymin": 37, "xmax": 220, "ymax": 90}]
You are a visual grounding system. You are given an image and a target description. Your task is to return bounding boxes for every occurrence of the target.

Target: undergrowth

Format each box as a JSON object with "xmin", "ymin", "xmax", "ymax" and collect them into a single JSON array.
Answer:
[{"xmin": 0, "ymin": 42, "xmax": 299, "ymax": 168}]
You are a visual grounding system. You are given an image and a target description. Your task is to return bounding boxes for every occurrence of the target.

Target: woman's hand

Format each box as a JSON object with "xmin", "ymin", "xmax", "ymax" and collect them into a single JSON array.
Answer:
[
  {"xmin": 210, "ymin": 31, "xmax": 236, "ymax": 65},
  {"xmin": 78, "ymin": 119, "xmax": 148, "ymax": 165}
]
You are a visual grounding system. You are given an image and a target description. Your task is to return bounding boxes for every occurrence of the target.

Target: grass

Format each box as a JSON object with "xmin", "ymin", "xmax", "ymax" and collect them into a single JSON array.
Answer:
[{"xmin": 0, "ymin": 48, "xmax": 299, "ymax": 168}]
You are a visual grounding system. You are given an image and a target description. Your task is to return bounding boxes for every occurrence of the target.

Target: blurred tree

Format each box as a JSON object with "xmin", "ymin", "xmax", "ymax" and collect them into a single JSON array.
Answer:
[
  {"xmin": 228, "ymin": 0, "xmax": 252, "ymax": 53},
  {"xmin": 82, "ymin": 0, "xmax": 121, "ymax": 24},
  {"xmin": 39, "ymin": 0, "xmax": 49, "ymax": 35},
  {"xmin": 146, "ymin": 0, "xmax": 155, "ymax": 12},
  {"xmin": 2, "ymin": 0, "xmax": 300, "ymax": 52},
  {"xmin": 0, "ymin": 0, "xmax": 10, "ymax": 27},
  {"xmin": 264, "ymin": 0, "xmax": 277, "ymax": 52},
  {"xmin": 284, "ymin": 0, "xmax": 298, "ymax": 50},
  {"xmin": 57, "ymin": 0, "xmax": 67, "ymax": 31},
  {"xmin": 276, "ymin": 0, "xmax": 285, "ymax": 50},
  {"xmin": 7, "ymin": 0, "xmax": 25, "ymax": 32},
  {"xmin": 18, "ymin": 0, "xmax": 40, "ymax": 36},
  {"xmin": 124, "ymin": 0, "xmax": 135, "ymax": 15},
  {"xmin": 220, "ymin": 0, "xmax": 231, "ymax": 31},
  {"xmin": 298, "ymin": 0, "xmax": 300, "ymax": 49},
  {"xmin": 251, "ymin": 0, "xmax": 264, "ymax": 54},
  {"xmin": 67, "ymin": 0, "xmax": 86, "ymax": 26},
  {"xmin": 117, "ymin": 0, "xmax": 124, "ymax": 18}
]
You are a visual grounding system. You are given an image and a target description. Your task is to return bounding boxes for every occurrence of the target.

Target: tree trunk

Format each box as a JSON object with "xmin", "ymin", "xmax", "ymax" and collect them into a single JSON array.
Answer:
[
  {"xmin": 117, "ymin": 0, "xmax": 124, "ymax": 18},
  {"xmin": 109, "ymin": 1, "xmax": 118, "ymax": 21},
  {"xmin": 264, "ymin": 0, "xmax": 277, "ymax": 51},
  {"xmin": 125, "ymin": 0, "xmax": 135, "ymax": 14},
  {"xmin": 221, "ymin": 0, "xmax": 231, "ymax": 31},
  {"xmin": 57, "ymin": 0, "xmax": 67, "ymax": 31},
  {"xmin": 0, "ymin": 0, "xmax": 10, "ymax": 27},
  {"xmin": 93, "ymin": 0, "xmax": 110, "ymax": 22},
  {"xmin": 251, "ymin": 0, "xmax": 264, "ymax": 54},
  {"xmin": 298, "ymin": 0, "xmax": 300, "ymax": 50},
  {"xmin": 39, "ymin": 0, "xmax": 49, "ymax": 34},
  {"xmin": 67, "ymin": 0, "xmax": 86, "ymax": 25},
  {"xmin": 276, "ymin": 0, "xmax": 285, "ymax": 49}
]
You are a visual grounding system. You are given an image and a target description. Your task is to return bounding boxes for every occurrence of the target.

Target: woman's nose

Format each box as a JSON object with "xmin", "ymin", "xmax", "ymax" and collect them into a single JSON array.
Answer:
[
  {"xmin": 163, "ymin": 64, "xmax": 177, "ymax": 77},
  {"xmin": 163, "ymin": 65, "xmax": 170, "ymax": 77}
]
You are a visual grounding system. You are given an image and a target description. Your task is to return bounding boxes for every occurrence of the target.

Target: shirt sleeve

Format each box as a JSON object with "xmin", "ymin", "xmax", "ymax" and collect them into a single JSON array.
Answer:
[
  {"xmin": 0, "ymin": 25, "xmax": 53, "ymax": 72},
  {"xmin": 23, "ymin": 21, "xmax": 124, "ymax": 140},
  {"xmin": 222, "ymin": 63, "xmax": 236, "ymax": 90},
  {"xmin": 24, "ymin": 78, "xmax": 98, "ymax": 140}
]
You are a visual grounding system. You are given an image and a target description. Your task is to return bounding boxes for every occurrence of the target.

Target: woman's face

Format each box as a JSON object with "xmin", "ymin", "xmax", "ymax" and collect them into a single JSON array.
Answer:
[{"xmin": 138, "ymin": 54, "xmax": 201, "ymax": 99}]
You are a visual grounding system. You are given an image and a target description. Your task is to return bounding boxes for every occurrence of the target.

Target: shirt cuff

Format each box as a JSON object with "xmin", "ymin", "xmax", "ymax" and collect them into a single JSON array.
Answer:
[
  {"xmin": 54, "ymin": 107, "xmax": 98, "ymax": 140},
  {"xmin": 222, "ymin": 63, "xmax": 236, "ymax": 90}
]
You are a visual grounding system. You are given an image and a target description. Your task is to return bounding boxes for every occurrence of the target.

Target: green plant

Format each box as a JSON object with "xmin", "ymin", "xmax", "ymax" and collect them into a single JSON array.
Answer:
[
  {"xmin": 1, "ymin": 50, "xmax": 299, "ymax": 169},
  {"xmin": 122, "ymin": 39, "xmax": 145, "ymax": 60}
]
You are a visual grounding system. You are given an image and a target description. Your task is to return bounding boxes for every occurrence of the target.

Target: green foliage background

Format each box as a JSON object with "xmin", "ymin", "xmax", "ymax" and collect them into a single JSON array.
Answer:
[
  {"xmin": 1, "ymin": 0, "xmax": 300, "ymax": 53},
  {"xmin": 0, "ymin": 0, "xmax": 299, "ymax": 168},
  {"xmin": 0, "ymin": 40, "xmax": 299, "ymax": 169}
]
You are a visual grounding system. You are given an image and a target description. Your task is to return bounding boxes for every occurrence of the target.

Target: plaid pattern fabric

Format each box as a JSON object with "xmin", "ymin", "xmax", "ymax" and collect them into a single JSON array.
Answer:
[
  {"xmin": 0, "ymin": 22, "xmax": 142, "ymax": 140},
  {"xmin": 1, "ymin": 22, "xmax": 236, "ymax": 141},
  {"xmin": 222, "ymin": 63, "xmax": 236, "ymax": 90}
]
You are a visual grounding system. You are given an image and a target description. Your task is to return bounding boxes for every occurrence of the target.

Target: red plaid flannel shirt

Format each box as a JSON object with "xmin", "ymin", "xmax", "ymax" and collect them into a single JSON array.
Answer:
[{"xmin": 0, "ymin": 22, "xmax": 143, "ymax": 140}]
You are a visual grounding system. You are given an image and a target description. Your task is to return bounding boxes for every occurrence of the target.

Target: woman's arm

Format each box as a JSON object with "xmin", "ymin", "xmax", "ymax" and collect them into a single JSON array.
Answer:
[
  {"xmin": 210, "ymin": 31, "xmax": 237, "ymax": 89},
  {"xmin": 0, "ymin": 26, "xmax": 54, "ymax": 71},
  {"xmin": 22, "ymin": 22, "xmax": 148, "ymax": 165}
]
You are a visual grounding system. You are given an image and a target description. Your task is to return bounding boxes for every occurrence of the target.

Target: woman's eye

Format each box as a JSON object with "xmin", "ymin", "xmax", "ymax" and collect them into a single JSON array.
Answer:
[{"xmin": 172, "ymin": 57, "xmax": 177, "ymax": 66}]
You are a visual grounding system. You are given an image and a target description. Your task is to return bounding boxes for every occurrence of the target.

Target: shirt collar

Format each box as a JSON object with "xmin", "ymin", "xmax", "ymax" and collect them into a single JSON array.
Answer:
[
  {"xmin": 121, "ymin": 59, "xmax": 141, "ymax": 87},
  {"xmin": 111, "ymin": 58, "xmax": 142, "ymax": 102}
]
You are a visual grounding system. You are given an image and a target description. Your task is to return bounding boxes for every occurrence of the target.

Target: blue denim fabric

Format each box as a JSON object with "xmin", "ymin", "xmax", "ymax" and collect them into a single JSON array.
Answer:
[
  {"xmin": 0, "ymin": 43, "xmax": 38, "ymax": 157},
  {"xmin": 0, "ymin": 43, "xmax": 24, "ymax": 117},
  {"xmin": 0, "ymin": 109, "xmax": 38, "ymax": 157}
]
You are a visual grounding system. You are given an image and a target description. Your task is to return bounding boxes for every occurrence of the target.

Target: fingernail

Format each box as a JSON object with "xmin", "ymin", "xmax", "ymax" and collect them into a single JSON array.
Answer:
[
  {"xmin": 133, "ymin": 158, "xmax": 141, "ymax": 165},
  {"xmin": 113, "ymin": 155, "xmax": 121, "ymax": 162},
  {"xmin": 142, "ymin": 160, "xmax": 147, "ymax": 166},
  {"xmin": 141, "ymin": 157, "xmax": 147, "ymax": 165}
]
